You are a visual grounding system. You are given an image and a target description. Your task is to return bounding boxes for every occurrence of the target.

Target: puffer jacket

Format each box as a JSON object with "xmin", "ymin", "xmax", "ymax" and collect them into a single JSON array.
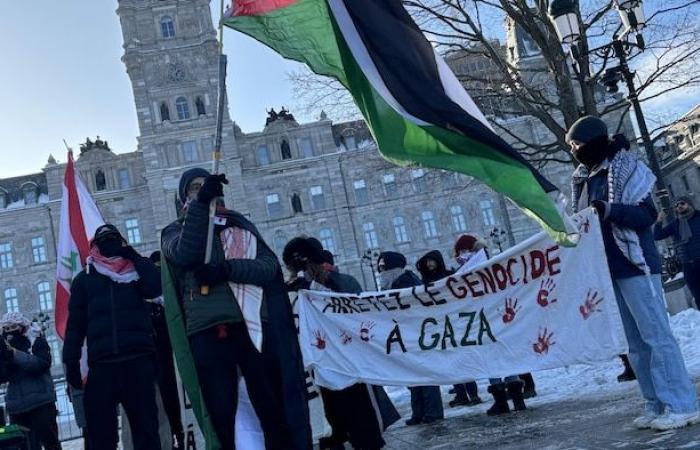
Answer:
[{"xmin": 0, "ymin": 335, "xmax": 56, "ymax": 415}]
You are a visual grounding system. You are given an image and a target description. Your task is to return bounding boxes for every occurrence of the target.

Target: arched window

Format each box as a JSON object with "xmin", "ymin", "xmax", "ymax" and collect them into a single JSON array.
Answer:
[
  {"xmin": 195, "ymin": 97, "xmax": 206, "ymax": 116},
  {"xmin": 291, "ymin": 193, "xmax": 303, "ymax": 214},
  {"xmin": 160, "ymin": 102, "xmax": 171, "ymax": 122},
  {"xmin": 21, "ymin": 182, "xmax": 39, "ymax": 205},
  {"xmin": 160, "ymin": 16, "xmax": 176, "ymax": 38},
  {"xmin": 176, "ymin": 97, "xmax": 190, "ymax": 120},
  {"xmin": 95, "ymin": 170, "xmax": 106, "ymax": 191},
  {"xmin": 281, "ymin": 139, "xmax": 292, "ymax": 160}
]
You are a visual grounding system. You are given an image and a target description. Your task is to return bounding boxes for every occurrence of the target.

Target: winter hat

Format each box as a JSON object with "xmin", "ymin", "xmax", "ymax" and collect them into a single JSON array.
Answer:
[
  {"xmin": 178, "ymin": 167, "xmax": 210, "ymax": 203},
  {"xmin": 149, "ymin": 251, "xmax": 161, "ymax": 264},
  {"xmin": 454, "ymin": 234, "xmax": 477, "ymax": 255},
  {"xmin": 283, "ymin": 236, "xmax": 325, "ymax": 266},
  {"xmin": 321, "ymin": 250, "xmax": 334, "ymax": 266},
  {"xmin": 675, "ymin": 195, "xmax": 695, "ymax": 208},
  {"xmin": 377, "ymin": 251, "xmax": 407, "ymax": 271},
  {"xmin": 565, "ymin": 116, "xmax": 608, "ymax": 145},
  {"xmin": 92, "ymin": 224, "xmax": 123, "ymax": 246},
  {"xmin": 0, "ymin": 312, "xmax": 31, "ymax": 331}
]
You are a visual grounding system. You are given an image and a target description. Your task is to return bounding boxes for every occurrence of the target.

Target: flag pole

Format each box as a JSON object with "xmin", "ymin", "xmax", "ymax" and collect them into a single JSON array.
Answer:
[{"xmin": 201, "ymin": 0, "xmax": 228, "ymax": 295}]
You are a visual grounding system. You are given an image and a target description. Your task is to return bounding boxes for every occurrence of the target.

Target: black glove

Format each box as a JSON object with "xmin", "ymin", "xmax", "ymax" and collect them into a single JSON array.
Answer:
[
  {"xmin": 116, "ymin": 245, "xmax": 139, "ymax": 261},
  {"xmin": 591, "ymin": 200, "xmax": 608, "ymax": 219},
  {"xmin": 194, "ymin": 263, "xmax": 230, "ymax": 287},
  {"xmin": 197, "ymin": 174, "xmax": 228, "ymax": 204},
  {"xmin": 66, "ymin": 362, "xmax": 83, "ymax": 391}
]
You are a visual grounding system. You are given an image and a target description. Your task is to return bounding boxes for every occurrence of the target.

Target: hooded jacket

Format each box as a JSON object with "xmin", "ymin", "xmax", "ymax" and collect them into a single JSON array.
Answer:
[{"xmin": 416, "ymin": 250, "xmax": 454, "ymax": 284}]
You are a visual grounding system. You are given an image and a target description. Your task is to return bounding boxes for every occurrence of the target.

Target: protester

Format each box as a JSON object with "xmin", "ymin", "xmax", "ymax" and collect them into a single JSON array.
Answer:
[
  {"xmin": 452, "ymin": 236, "xmax": 532, "ymax": 414},
  {"xmin": 0, "ymin": 313, "xmax": 61, "ymax": 450},
  {"xmin": 654, "ymin": 195, "xmax": 700, "ymax": 309},
  {"xmin": 378, "ymin": 251, "xmax": 444, "ymax": 426},
  {"xmin": 284, "ymin": 236, "xmax": 399, "ymax": 449},
  {"xmin": 568, "ymin": 116, "xmax": 699, "ymax": 430},
  {"xmin": 416, "ymin": 250, "xmax": 482, "ymax": 408},
  {"xmin": 161, "ymin": 169, "xmax": 311, "ymax": 449},
  {"xmin": 62, "ymin": 224, "xmax": 162, "ymax": 450}
]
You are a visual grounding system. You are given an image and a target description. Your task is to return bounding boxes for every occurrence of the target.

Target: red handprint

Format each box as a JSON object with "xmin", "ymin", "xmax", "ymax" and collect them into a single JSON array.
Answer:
[
  {"xmin": 502, "ymin": 297, "xmax": 521, "ymax": 323},
  {"xmin": 359, "ymin": 321, "xmax": 376, "ymax": 342},
  {"xmin": 574, "ymin": 216, "xmax": 591, "ymax": 234},
  {"xmin": 579, "ymin": 289, "xmax": 604, "ymax": 319},
  {"xmin": 339, "ymin": 330, "xmax": 352, "ymax": 345},
  {"xmin": 311, "ymin": 330, "xmax": 327, "ymax": 350},
  {"xmin": 533, "ymin": 328, "xmax": 555, "ymax": 354},
  {"xmin": 536, "ymin": 278, "xmax": 558, "ymax": 307}
]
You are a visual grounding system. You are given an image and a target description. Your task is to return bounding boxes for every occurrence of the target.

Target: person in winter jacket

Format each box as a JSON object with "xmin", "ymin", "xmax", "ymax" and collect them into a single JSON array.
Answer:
[
  {"xmin": 284, "ymin": 237, "xmax": 399, "ymax": 449},
  {"xmin": 161, "ymin": 169, "xmax": 311, "ymax": 450},
  {"xmin": 0, "ymin": 313, "xmax": 61, "ymax": 450},
  {"xmin": 568, "ymin": 116, "xmax": 699, "ymax": 431},
  {"xmin": 655, "ymin": 195, "xmax": 700, "ymax": 309},
  {"xmin": 62, "ymin": 224, "xmax": 162, "ymax": 450},
  {"xmin": 378, "ymin": 251, "xmax": 444, "ymax": 426},
  {"xmin": 416, "ymin": 250, "xmax": 482, "ymax": 408}
]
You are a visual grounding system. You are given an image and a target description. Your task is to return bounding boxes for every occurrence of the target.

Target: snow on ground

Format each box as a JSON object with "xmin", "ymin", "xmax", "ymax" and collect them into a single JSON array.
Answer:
[{"xmin": 386, "ymin": 308, "xmax": 700, "ymax": 419}]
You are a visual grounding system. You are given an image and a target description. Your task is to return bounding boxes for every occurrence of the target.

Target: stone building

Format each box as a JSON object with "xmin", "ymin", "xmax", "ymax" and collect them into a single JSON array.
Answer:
[{"xmin": 656, "ymin": 104, "xmax": 700, "ymax": 201}]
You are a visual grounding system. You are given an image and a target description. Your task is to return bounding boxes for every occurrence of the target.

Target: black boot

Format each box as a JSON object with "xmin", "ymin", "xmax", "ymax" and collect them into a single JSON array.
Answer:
[
  {"xmin": 449, "ymin": 384, "xmax": 470, "ymax": 407},
  {"xmin": 486, "ymin": 384, "xmax": 510, "ymax": 416},
  {"xmin": 520, "ymin": 373, "xmax": 537, "ymax": 398},
  {"xmin": 506, "ymin": 380, "xmax": 526, "ymax": 412},
  {"xmin": 617, "ymin": 355, "xmax": 636, "ymax": 382},
  {"xmin": 465, "ymin": 381, "xmax": 482, "ymax": 405}
]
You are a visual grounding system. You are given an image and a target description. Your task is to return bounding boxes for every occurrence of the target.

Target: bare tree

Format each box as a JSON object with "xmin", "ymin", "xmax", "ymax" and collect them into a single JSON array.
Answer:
[{"xmin": 289, "ymin": 0, "xmax": 700, "ymax": 165}]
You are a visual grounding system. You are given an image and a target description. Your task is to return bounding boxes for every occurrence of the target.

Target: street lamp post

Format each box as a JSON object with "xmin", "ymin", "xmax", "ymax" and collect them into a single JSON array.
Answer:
[
  {"xmin": 548, "ymin": 0, "xmax": 672, "ymax": 213},
  {"xmin": 489, "ymin": 227, "xmax": 507, "ymax": 253},
  {"xmin": 361, "ymin": 249, "xmax": 380, "ymax": 291}
]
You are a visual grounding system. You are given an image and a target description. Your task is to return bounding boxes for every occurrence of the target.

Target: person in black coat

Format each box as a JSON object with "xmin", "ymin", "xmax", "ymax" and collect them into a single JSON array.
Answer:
[
  {"xmin": 416, "ymin": 250, "xmax": 482, "ymax": 408},
  {"xmin": 378, "ymin": 251, "xmax": 444, "ymax": 426},
  {"xmin": 62, "ymin": 224, "xmax": 162, "ymax": 450}
]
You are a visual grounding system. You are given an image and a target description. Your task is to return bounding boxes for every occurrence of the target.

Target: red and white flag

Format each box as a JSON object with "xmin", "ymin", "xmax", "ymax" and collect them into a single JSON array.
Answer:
[{"xmin": 55, "ymin": 150, "xmax": 104, "ymax": 342}]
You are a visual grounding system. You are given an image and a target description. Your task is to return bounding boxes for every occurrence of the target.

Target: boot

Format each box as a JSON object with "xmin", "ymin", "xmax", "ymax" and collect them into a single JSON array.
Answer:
[
  {"xmin": 617, "ymin": 355, "xmax": 636, "ymax": 382},
  {"xmin": 506, "ymin": 380, "xmax": 527, "ymax": 411},
  {"xmin": 405, "ymin": 417, "xmax": 422, "ymax": 426},
  {"xmin": 449, "ymin": 384, "xmax": 470, "ymax": 407},
  {"xmin": 486, "ymin": 384, "xmax": 510, "ymax": 416},
  {"xmin": 465, "ymin": 381, "xmax": 483, "ymax": 405},
  {"xmin": 520, "ymin": 373, "xmax": 537, "ymax": 398}
]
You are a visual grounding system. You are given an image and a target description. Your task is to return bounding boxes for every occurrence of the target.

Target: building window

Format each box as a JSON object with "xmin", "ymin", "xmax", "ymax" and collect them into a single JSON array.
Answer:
[
  {"xmin": 451, "ymin": 206, "xmax": 468, "ymax": 232},
  {"xmin": 266, "ymin": 194, "xmax": 283, "ymax": 219},
  {"xmin": 343, "ymin": 135, "xmax": 356, "ymax": 150},
  {"xmin": 23, "ymin": 184, "xmax": 39, "ymax": 204},
  {"xmin": 291, "ymin": 193, "xmax": 303, "ymax": 214},
  {"xmin": 125, "ymin": 218, "xmax": 142, "ymax": 244},
  {"xmin": 47, "ymin": 335, "xmax": 60, "ymax": 366},
  {"xmin": 95, "ymin": 170, "xmax": 107, "ymax": 192},
  {"xmin": 0, "ymin": 243, "xmax": 13, "ymax": 269},
  {"xmin": 363, "ymin": 222, "xmax": 379, "ymax": 249},
  {"xmin": 480, "ymin": 199, "xmax": 496, "ymax": 227},
  {"xmin": 176, "ymin": 97, "xmax": 190, "ymax": 120},
  {"xmin": 412, "ymin": 169, "xmax": 426, "ymax": 193},
  {"xmin": 118, "ymin": 169, "xmax": 131, "ymax": 189},
  {"xmin": 319, "ymin": 228, "xmax": 336, "ymax": 254},
  {"xmin": 32, "ymin": 237, "xmax": 47, "ymax": 263},
  {"xmin": 422, "ymin": 211, "xmax": 438, "ymax": 238},
  {"xmin": 354, "ymin": 179, "xmax": 369, "ymax": 205},
  {"xmin": 383, "ymin": 174, "xmax": 397, "ymax": 197},
  {"xmin": 257, "ymin": 145, "xmax": 270, "ymax": 166},
  {"xmin": 160, "ymin": 102, "xmax": 171, "ymax": 122},
  {"xmin": 393, "ymin": 216, "xmax": 409, "ymax": 243},
  {"xmin": 160, "ymin": 16, "xmax": 176, "ymax": 38},
  {"xmin": 280, "ymin": 139, "xmax": 292, "ymax": 160},
  {"xmin": 195, "ymin": 96, "xmax": 206, "ymax": 116},
  {"xmin": 38, "ymin": 282, "xmax": 52, "ymax": 311},
  {"xmin": 299, "ymin": 137, "xmax": 314, "ymax": 158},
  {"xmin": 4, "ymin": 288, "xmax": 18, "ymax": 313},
  {"xmin": 310, "ymin": 186, "xmax": 326, "ymax": 210},
  {"xmin": 182, "ymin": 141, "xmax": 198, "ymax": 163}
]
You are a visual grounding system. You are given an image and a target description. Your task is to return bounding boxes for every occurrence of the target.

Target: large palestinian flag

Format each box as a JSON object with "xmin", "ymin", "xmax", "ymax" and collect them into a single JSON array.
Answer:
[{"xmin": 224, "ymin": 0, "xmax": 569, "ymax": 240}]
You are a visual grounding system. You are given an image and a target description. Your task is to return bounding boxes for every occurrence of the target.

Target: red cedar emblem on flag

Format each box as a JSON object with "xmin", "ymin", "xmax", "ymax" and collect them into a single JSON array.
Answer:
[{"xmin": 55, "ymin": 151, "xmax": 104, "ymax": 340}]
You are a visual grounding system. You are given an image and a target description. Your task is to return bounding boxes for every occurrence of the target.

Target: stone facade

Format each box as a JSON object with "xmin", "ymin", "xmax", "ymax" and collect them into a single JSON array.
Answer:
[{"xmin": 656, "ymin": 104, "xmax": 700, "ymax": 201}]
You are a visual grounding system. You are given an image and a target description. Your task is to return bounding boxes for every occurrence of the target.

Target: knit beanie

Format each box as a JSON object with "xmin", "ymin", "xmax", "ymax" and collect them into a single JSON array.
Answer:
[
  {"xmin": 565, "ymin": 116, "xmax": 608, "ymax": 144},
  {"xmin": 178, "ymin": 167, "xmax": 211, "ymax": 203},
  {"xmin": 675, "ymin": 195, "xmax": 695, "ymax": 208}
]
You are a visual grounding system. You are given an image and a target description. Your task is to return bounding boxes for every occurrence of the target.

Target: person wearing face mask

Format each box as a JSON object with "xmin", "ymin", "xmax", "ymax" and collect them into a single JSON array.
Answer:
[
  {"xmin": 161, "ymin": 169, "xmax": 311, "ymax": 450},
  {"xmin": 62, "ymin": 224, "xmax": 162, "ymax": 450},
  {"xmin": 655, "ymin": 196, "xmax": 700, "ymax": 309},
  {"xmin": 416, "ymin": 250, "xmax": 482, "ymax": 409},
  {"xmin": 568, "ymin": 116, "xmax": 699, "ymax": 431},
  {"xmin": 377, "ymin": 251, "xmax": 444, "ymax": 426},
  {"xmin": 0, "ymin": 313, "xmax": 61, "ymax": 450}
]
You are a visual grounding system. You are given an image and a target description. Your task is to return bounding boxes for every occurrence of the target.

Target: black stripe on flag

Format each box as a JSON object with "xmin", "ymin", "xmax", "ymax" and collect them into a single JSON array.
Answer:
[{"xmin": 339, "ymin": 0, "xmax": 556, "ymax": 192}]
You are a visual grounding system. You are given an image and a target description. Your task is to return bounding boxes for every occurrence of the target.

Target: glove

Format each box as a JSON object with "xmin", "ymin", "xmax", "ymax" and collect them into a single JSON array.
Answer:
[
  {"xmin": 197, "ymin": 174, "xmax": 228, "ymax": 204},
  {"xmin": 0, "ymin": 339, "xmax": 12, "ymax": 362},
  {"xmin": 591, "ymin": 200, "xmax": 608, "ymax": 219},
  {"xmin": 66, "ymin": 362, "xmax": 83, "ymax": 391},
  {"xmin": 194, "ymin": 263, "xmax": 230, "ymax": 287},
  {"xmin": 116, "ymin": 245, "xmax": 139, "ymax": 261}
]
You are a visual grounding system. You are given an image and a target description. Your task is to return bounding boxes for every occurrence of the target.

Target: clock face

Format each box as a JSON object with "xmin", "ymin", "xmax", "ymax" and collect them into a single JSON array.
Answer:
[{"xmin": 167, "ymin": 63, "xmax": 186, "ymax": 82}]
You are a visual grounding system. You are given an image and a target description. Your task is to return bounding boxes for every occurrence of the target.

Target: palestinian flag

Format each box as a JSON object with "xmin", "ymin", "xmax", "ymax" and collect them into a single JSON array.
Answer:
[{"xmin": 224, "ymin": 0, "xmax": 569, "ymax": 240}]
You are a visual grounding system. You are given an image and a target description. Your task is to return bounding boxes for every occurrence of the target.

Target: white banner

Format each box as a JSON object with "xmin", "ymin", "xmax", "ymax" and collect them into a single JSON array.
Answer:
[{"xmin": 299, "ymin": 209, "xmax": 628, "ymax": 390}]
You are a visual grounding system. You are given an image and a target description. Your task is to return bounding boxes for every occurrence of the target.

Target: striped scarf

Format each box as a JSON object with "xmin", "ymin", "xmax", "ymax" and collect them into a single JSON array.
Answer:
[{"xmin": 86, "ymin": 246, "xmax": 139, "ymax": 283}]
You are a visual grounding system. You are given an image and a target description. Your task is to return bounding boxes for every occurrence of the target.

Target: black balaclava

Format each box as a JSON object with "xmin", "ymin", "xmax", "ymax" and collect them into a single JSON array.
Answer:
[
  {"xmin": 93, "ymin": 224, "xmax": 125, "ymax": 257},
  {"xmin": 566, "ymin": 116, "xmax": 610, "ymax": 168}
]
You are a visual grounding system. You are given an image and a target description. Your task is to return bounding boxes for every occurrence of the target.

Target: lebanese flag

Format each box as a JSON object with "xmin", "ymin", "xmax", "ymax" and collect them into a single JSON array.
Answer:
[{"xmin": 55, "ymin": 150, "xmax": 104, "ymax": 340}]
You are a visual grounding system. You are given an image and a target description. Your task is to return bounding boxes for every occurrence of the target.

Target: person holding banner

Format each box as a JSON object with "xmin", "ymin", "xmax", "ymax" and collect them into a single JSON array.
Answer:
[
  {"xmin": 416, "ymin": 250, "xmax": 482, "ymax": 409},
  {"xmin": 378, "ymin": 251, "xmax": 444, "ymax": 426},
  {"xmin": 62, "ymin": 224, "xmax": 162, "ymax": 450},
  {"xmin": 569, "ymin": 116, "xmax": 699, "ymax": 431}
]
